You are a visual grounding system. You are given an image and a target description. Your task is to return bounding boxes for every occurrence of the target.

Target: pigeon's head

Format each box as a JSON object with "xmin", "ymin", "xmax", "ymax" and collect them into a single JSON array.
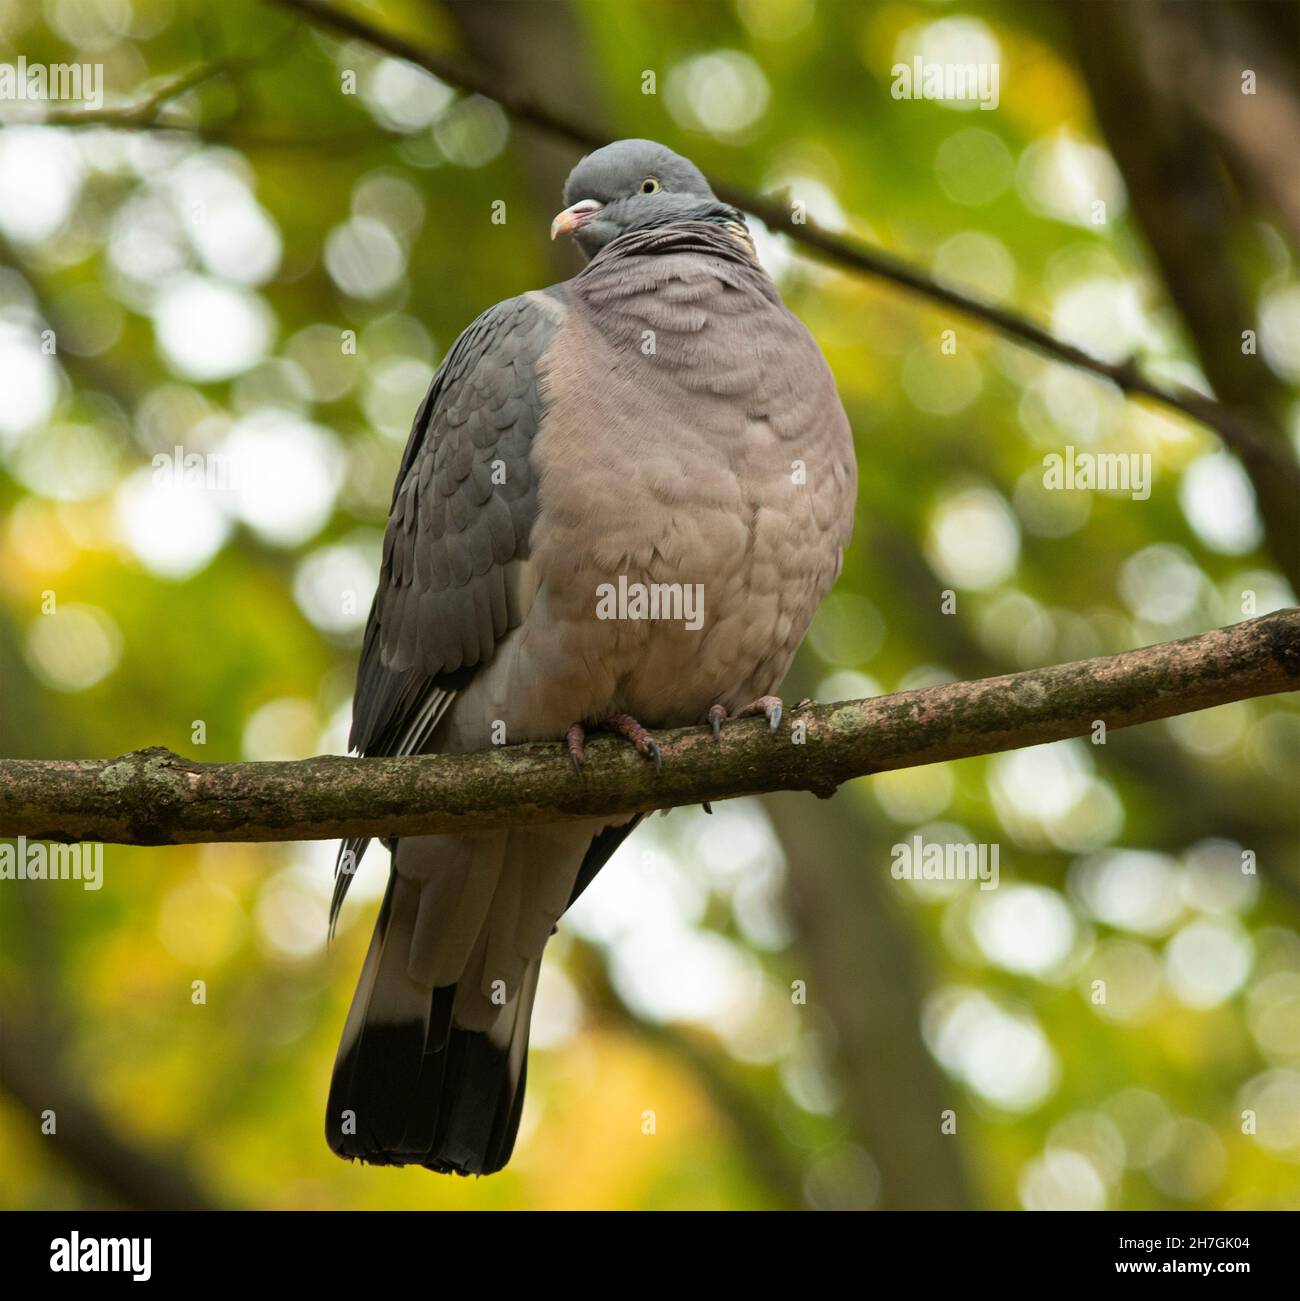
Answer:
[{"xmin": 552, "ymin": 138, "xmax": 747, "ymax": 258}]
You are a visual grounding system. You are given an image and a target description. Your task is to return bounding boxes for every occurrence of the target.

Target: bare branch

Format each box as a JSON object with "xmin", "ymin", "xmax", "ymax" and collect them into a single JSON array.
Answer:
[{"xmin": 2, "ymin": 611, "xmax": 1296, "ymax": 847}]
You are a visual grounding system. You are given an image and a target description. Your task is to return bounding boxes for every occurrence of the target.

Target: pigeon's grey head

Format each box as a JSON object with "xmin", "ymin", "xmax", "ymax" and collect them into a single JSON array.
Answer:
[{"xmin": 552, "ymin": 138, "xmax": 746, "ymax": 259}]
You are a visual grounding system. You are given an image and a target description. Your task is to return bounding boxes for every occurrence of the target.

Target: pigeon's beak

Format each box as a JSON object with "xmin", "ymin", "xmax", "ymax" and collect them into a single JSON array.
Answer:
[{"xmin": 550, "ymin": 199, "xmax": 603, "ymax": 240}]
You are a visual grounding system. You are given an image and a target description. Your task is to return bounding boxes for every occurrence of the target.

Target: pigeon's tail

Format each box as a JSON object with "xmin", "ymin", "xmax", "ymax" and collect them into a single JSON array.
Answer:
[
  {"xmin": 326, "ymin": 819, "xmax": 640, "ymax": 1176},
  {"xmin": 326, "ymin": 871, "xmax": 538, "ymax": 1176}
]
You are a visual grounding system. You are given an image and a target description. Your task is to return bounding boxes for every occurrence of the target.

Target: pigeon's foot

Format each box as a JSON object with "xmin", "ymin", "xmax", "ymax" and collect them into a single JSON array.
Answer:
[
  {"xmin": 709, "ymin": 695, "xmax": 784, "ymax": 739},
  {"xmin": 565, "ymin": 714, "xmax": 662, "ymax": 774},
  {"xmin": 604, "ymin": 713, "xmax": 662, "ymax": 769},
  {"xmin": 564, "ymin": 723, "xmax": 587, "ymax": 776}
]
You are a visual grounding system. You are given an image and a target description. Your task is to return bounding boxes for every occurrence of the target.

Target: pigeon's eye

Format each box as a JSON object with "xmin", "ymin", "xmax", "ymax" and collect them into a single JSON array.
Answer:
[{"xmin": 639, "ymin": 176, "xmax": 661, "ymax": 195}]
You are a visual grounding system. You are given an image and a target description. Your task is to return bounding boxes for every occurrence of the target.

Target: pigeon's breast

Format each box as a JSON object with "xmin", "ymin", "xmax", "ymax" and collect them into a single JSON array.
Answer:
[{"xmin": 506, "ymin": 258, "xmax": 854, "ymax": 732}]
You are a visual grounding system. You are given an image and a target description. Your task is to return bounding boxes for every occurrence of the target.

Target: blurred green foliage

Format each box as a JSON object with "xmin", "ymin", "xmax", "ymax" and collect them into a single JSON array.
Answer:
[{"xmin": 1, "ymin": 0, "xmax": 1298, "ymax": 1210}]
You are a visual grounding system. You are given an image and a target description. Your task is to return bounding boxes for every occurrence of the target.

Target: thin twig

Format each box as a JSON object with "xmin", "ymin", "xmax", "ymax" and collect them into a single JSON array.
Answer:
[{"xmin": 5, "ymin": 61, "xmax": 240, "ymax": 129}]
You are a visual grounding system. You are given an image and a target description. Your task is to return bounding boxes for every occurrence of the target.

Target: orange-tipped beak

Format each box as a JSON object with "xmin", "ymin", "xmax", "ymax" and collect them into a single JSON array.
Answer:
[{"xmin": 550, "ymin": 199, "xmax": 603, "ymax": 240}]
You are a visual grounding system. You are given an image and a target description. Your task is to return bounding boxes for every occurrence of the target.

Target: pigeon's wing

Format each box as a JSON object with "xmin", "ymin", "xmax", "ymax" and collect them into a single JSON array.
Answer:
[{"xmin": 334, "ymin": 289, "xmax": 565, "ymax": 924}]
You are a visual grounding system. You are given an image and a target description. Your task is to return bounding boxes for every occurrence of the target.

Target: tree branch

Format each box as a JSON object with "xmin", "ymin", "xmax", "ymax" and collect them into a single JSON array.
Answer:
[
  {"xmin": 5, "ymin": 60, "xmax": 242, "ymax": 129},
  {"xmin": 1, "ymin": 26, "xmax": 301, "ymax": 134},
  {"xmin": 263, "ymin": 0, "xmax": 1300, "ymax": 500},
  {"xmin": 2, "ymin": 610, "xmax": 1296, "ymax": 846}
]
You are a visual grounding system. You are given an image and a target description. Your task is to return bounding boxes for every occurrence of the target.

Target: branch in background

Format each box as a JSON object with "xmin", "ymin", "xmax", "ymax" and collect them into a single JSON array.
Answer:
[
  {"xmin": 2, "ymin": 611, "xmax": 1296, "ymax": 846},
  {"xmin": 265, "ymin": 0, "xmax": 1300, "ymax": 502},
  {"xmin": 574, "ymin": 942, "xmax": 807, "ymax": 1210},
  {"xmin": 440, "ymin": 0, "xmax": 613, "ymax": 284},
  {"xmin": 1067, "ymin": 0, "xmax": 1300, "ymax": 596},
  {"xmin": 8, "ymin": 61, "xmax": 242, "ymax": 129},
  {"xmin": 10, "ymin": 0, "xmax": 1299, "ymax": 501},
  {"xmin": 0, "ymin": 65, "xmax": 395, "ymax": 153},
  {"xmin": 0, "ymin": 1018, "xmax": 221, "ymax": 1211},
  {"xmin": 765, "ymin": 788, "xmax": 975, "ymax": 1209},
  {"xmin": 0, "ymin": 28, "xmax": 302, "ymax": 138},
  {"xmin": 0, "ymin": 231, "xmax": 140, "ymax": 410}
]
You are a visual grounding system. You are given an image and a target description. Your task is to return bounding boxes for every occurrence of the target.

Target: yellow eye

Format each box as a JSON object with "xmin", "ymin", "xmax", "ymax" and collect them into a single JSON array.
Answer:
[{"xmin": 640, "ymin": 176, "xmax": 661, "ymax": 195}]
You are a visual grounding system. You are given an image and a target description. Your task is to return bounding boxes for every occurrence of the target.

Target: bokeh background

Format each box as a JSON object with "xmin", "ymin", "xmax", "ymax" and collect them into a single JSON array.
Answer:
[{"xmin": 2, "ymin": 0, "xmax": 1300, "ymax": 1211}]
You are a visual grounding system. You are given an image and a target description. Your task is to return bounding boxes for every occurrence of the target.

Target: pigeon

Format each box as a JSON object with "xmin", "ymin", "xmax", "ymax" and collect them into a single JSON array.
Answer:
[{"xmin": 326, "ymin": 139, "xmax": 857, "ymax": 1175}]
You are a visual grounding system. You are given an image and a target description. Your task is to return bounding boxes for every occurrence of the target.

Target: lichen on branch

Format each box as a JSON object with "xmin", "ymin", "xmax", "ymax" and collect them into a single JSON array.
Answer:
[{"xmin": 1, "ymin": 610, "xmax": 1296, "ymax": 847}]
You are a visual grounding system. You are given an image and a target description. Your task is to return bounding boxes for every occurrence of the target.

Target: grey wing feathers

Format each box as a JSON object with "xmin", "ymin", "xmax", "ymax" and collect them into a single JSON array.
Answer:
[
  {"xmin": 350, "ymin": 291, "xmax": 560, "ymax": 756},
  {"xmin": 333, "ymin": 291, "xmax": 562, "ymax": 927}
]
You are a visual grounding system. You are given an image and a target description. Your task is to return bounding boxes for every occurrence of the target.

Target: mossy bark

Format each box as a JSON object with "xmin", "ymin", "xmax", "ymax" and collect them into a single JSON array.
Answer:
[{"xmin": 1, "ymin": 611, "xmax": 1296, "ymax": 846}]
